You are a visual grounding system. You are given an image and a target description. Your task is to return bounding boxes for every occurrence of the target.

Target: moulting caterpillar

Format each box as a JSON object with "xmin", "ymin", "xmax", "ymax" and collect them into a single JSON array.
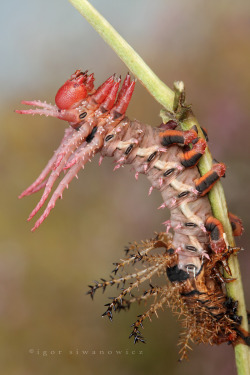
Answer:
[{"xmin": 16, "ymin": 70, "xmax": 249, "ymax": 360}]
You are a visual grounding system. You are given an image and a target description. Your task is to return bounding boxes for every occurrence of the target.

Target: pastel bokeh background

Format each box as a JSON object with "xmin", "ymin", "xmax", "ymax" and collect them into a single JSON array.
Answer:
[{"xmin": 1, "ymin": 1, "xmax": 250, "ymax": 374}]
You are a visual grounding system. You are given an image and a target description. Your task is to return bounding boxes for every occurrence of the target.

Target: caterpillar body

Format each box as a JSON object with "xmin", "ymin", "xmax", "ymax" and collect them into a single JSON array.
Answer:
[{"xmin": 16, "ymin": 70, "xmax": 249, "ymax": 359}]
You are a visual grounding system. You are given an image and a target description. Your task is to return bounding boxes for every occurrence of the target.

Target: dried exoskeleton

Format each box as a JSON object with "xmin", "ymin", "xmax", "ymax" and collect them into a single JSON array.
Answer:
[{"xmin": 88, "ymin": 232, "xmax": 249, "ymax": 360}]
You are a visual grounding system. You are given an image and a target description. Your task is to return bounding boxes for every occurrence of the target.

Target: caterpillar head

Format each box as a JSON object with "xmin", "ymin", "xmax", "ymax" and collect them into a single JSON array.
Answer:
[
  {"xmin": 55, "ymin": 70, "xmax": 95, "ymax": 110},
  {"xmin": 16, "ymin": 70, "xmax": 96, "ymax": 125}
]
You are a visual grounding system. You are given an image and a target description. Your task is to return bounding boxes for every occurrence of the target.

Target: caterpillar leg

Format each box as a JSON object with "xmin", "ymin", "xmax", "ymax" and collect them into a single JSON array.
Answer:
[
  {"xmin": 229, "ymin": 212, "xmax": 244, "ymax": 236},
  {"xmin": 204, "ymin": 216, "xmax": 240, "ymax": 276},
  {"xmin": 205, "ymin": 216, "xmax": 227, "ymax": 253},
  {"xmin": 195, "ymin": 163, "xmax": 226, "ymax": 196},
  {"xmin": 180, "ymin": 138, "xmax": 207, "ymax": 168},
  {"xmin": 159, "ymin": 129, "xmax": 198, "ymax": 147},
  {"xmin": 204, "ymin": 213, "xmax": 243, "ymax": 253}
]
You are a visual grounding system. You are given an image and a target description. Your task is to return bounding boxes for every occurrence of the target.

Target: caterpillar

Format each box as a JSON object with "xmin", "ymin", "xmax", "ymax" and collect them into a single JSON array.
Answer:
[{"xmin": 16, "ymin": 70, "xmax": 249, "ymax": 359}]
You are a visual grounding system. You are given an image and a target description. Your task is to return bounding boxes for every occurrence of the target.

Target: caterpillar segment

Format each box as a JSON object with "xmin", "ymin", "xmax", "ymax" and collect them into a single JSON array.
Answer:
[{"xmin": 16, "ymin": 71, "xmax": 248, "ymax": 357}]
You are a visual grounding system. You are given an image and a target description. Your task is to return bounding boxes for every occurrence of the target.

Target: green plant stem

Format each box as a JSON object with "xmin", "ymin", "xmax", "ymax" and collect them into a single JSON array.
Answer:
[
  {"xmin": 68, "ymin": 0, "xmax": 174, "ymax": 108},
  {"xmin": 69, "ymin": 0, "xmax": 250, "ymax": 373}
]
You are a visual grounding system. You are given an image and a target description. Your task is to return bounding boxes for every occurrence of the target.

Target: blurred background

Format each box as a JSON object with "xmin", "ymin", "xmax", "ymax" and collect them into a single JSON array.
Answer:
[{"xmin": 1, "ymin": 0, "xmax": 250, "ymax": 374}]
